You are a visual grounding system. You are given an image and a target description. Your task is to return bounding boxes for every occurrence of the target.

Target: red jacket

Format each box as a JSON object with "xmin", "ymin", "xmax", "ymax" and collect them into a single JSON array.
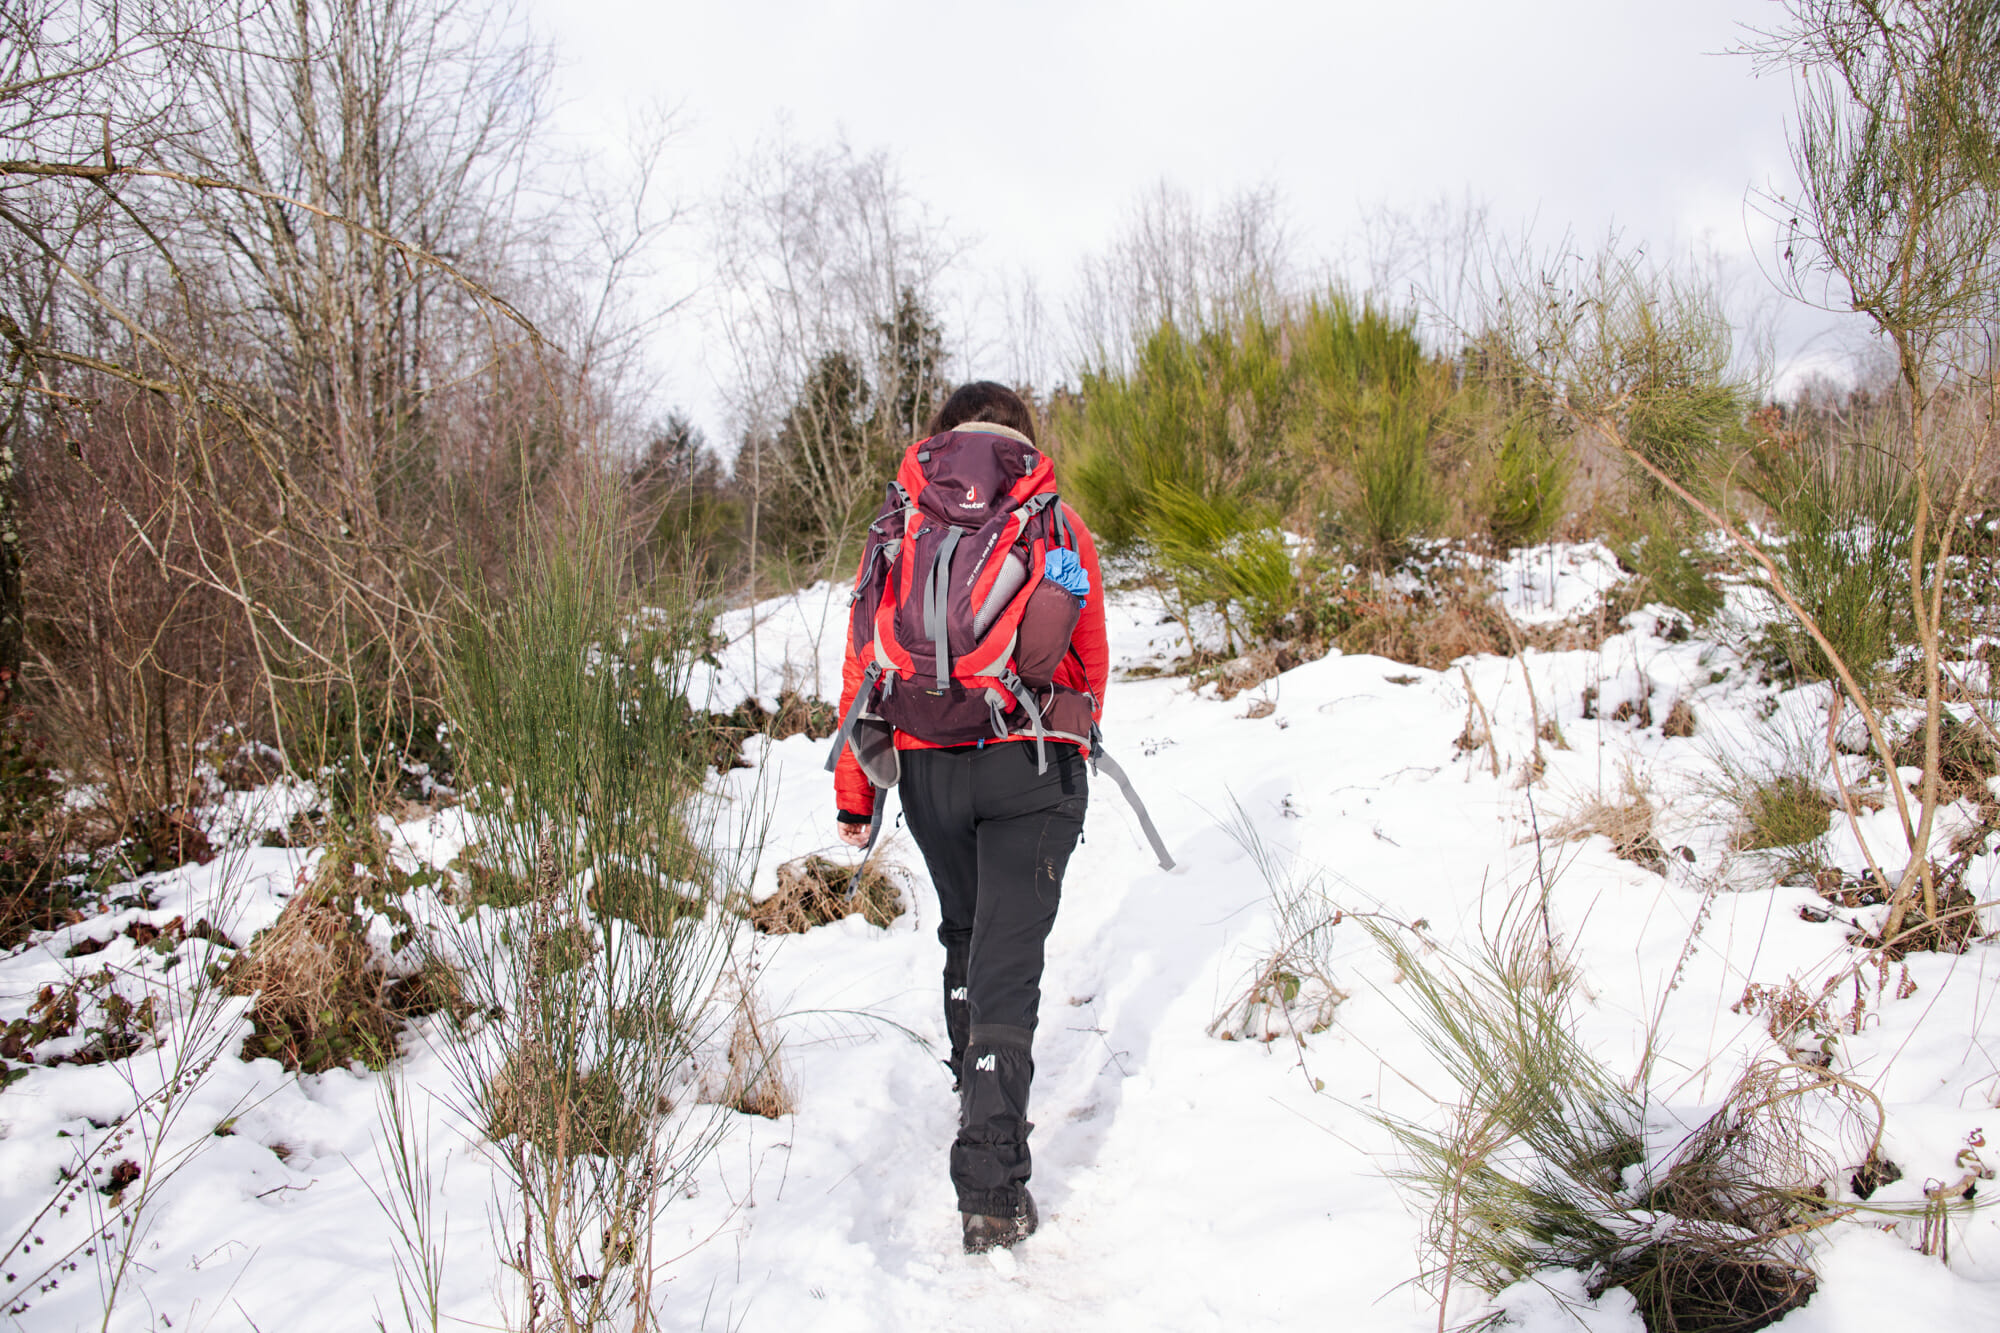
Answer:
[{"xmin": 834, "ymin": 501, "xmax": 1109, "ymax": 820}]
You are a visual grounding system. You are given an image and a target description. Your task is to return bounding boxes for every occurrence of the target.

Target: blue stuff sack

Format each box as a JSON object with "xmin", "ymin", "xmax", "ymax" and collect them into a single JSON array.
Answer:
[{"xmin": 1043, "ymin": 548, "xmax": 1090, "ymax": 607}]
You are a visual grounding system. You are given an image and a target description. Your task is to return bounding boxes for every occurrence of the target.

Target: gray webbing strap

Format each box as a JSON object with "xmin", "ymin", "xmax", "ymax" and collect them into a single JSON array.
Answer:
[
  {"xmin": 1000, "ymin": 670, "xmax": 1049, "ymax": 774},
  {"xmin": 824, "ymin": 662, "xmax": 882, "ymax": 773},
  {"xmin": 924, "ymin": 527, "xmax": 962, "ymax": 690},
  {"xmin": 851, "ymin": 537, "xmax": 899, "ymax": 602},
  {"xmin": 1091, "ymin": 742, "xmax": 1175, "ymax": 870},
  {"xmin": 861, "ymin": 794, "xmax": 887, "ymax": 857}
]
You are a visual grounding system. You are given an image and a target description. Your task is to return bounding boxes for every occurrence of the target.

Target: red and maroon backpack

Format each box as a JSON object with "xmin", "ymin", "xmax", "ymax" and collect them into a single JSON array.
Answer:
[
  {"xmin": 825, "ymin": 423, "xmax": 1176, "ymax": 871},
  {"xmin": 827, "ymin": 423, "xmax": 1082, "ymax": 775}
]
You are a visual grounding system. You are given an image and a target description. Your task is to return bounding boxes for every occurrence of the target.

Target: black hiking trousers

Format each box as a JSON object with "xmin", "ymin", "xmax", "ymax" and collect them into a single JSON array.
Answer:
[{"xmin": 898, "ymin": 740, "xmax": 1088, "ymax": 1217}]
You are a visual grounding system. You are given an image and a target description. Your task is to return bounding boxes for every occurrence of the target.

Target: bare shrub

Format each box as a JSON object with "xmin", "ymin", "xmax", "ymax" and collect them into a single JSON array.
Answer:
[
  {"xmin": 20, "ymin": 391, "xmax": 257, "ymax": 829},
  {"xmin": 1335, "ymin": 569, "xmax": 1513, "ymax": 669},
  {"xmin": 751, "ymin": 854, "xmax": 903, "ymax": 934}
]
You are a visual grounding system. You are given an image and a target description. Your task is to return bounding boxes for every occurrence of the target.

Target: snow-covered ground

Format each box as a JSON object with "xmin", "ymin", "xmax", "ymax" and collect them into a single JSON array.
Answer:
[{"xmin": 4, "ymin": 552, "xmax": 1998, "ymax": 1331}]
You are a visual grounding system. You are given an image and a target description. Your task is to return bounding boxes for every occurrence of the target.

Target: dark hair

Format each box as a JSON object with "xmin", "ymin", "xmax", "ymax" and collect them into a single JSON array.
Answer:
[{"xmin": 925, "ymin": 381, "xmax": 1037, "ymax": 444}]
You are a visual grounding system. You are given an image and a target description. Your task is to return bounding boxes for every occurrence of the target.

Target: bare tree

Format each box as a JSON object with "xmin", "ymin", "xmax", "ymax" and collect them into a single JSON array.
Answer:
[
  {"xmin": 1067, "ymin": 180, "xmax": 1293, "ymax": 372},
  {"xmin": 1764, "ymin": 0, "xmax": 2000, "ymax": 938},
  {"xmin": 0, "ymin": 0, "xmax": 663, "ymax": 812},
  {"xmin": 713, "ymin": 134, "xmax": 957, "ymax": 588}
]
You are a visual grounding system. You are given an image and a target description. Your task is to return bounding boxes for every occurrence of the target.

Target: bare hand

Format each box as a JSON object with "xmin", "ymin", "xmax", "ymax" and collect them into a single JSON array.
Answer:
[{"xmin": 836, "ymin": 820, "xmax": 871, "ymax": 848}]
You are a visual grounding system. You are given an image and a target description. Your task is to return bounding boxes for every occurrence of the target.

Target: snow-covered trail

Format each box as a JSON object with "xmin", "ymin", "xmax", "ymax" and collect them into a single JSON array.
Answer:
[
  {"xmin": 665, "ymin": 574, "xmax": 1602, "ymax": 1333},
  {"xmin": 662, "ymin": 664, "xmax": 1455, "ymax": 1332}
]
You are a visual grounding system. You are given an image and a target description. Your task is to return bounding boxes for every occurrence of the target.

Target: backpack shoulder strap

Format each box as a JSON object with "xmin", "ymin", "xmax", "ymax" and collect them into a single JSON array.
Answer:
[{"xmin": 1053, "ymin": 501, "xmax": 1075, "ymax": 551}]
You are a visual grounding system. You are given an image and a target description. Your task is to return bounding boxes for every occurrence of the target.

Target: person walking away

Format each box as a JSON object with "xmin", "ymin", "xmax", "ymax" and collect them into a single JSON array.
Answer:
[{"xmin": 828, "ymin": 381, "xmax": 1107, "ymax": 1254}]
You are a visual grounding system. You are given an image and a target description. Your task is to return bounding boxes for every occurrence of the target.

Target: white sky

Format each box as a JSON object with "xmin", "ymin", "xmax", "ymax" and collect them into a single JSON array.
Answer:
[{"xmin": 527, "ymin": 0, "xmax": 1872, "ymax": 445}]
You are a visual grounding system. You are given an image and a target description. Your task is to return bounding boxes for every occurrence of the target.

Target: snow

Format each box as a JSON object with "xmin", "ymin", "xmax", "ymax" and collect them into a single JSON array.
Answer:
[
  {"xmin": 1490, "ymin": 541, "xmax": 1625, "ymax": 625},
  {"xmin": 5, "ymin": 547, "xmax": 2000, "ymax": 1330}
]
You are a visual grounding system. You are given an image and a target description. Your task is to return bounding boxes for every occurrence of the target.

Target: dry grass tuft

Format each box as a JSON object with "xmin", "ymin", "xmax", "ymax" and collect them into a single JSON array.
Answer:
[
  {"xmin": 701, "ymin": 689, "xmax": 840, "ymax": 773},
  {"xmin": 226, "ymin": 882, "xmax": 399, "ymax": 1073},
  {"xmin": 1209, "ymin": 810, "xmax": 1348, "ymax": 1044},
  {"xmin": 710, "ymin": 986, "xmax": 794, "ymax": 1120},
  {"xmin": 1736, "ymin": 775, "xmax": 1833, "ymax": 857},
  {"xmin": 1209, "ymin": 955, "xmax": 1347, "ymax": 1043},
  {"xmin": 1549, "ymin": 768, "xmax": 1668, "ymax": 874},
  {"xmin": 226, "ymin": 833, "xmax": 461, "ymax": 1072},
  {"xmin": 750, "ymin": 854, "xmax": 902, "ymax": 934},
  {"xmin": 1662, "ymin": 697, "xmax": 1698, "ymax": 738},
  {"xmin": 1208, "ymin": 646, "xmax": 1281, "ymax": 701},
  {"xmin": 1336, "ymin": 578, "xmax": 1514, "ymax": 670}
]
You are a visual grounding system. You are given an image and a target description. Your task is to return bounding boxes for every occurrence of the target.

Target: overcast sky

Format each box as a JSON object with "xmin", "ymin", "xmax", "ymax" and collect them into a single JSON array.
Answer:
[{"xmin": 526, "ymin": 0, "xmax": 1869, "ymax": 442}]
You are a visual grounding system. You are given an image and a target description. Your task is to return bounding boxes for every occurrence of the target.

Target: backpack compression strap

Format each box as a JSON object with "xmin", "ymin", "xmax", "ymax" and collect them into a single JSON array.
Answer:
[
  {"xmin": 923, "ymin": 527, "xmax": 963, "ymax": 690},
  {"xmin": 1088, "ymin": 729, "xmax": 1176, "ymax": 870},
  {"xmin": 1053, "ymin": 502, "xmax": 1075, "ymax": 551},
  {"xmin": 997, "ymin": 669, "xmax": 1049, "ymax": 775}
]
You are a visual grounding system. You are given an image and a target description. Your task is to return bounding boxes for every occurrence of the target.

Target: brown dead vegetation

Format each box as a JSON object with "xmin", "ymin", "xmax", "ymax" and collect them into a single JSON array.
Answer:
[
  {"xmin": 1336, "ymin": 580, "xmax": 1515, "ymax": 671},
  {"xmin": 750, "ymin": 854, "xmax": 902, "ymax": 934},
  {"xmin": 1548, "ymin": 769, "xmax": 1668, "ymax": 874},
  {"xmin": 225, "ymin": 843, "xmax": 464, "ymax": 1073},
  {"xmin": 1849, "ymin": 849, "xmax": 1988, "ymax": 957},
  {"xmin": 701, "ymin": 689, "xmax": 840, "ymax": 773},
  {"xmin": 485, "ymin": 1051, "xmax": 647, "ymax": 1157},
  {"xmin": 225, "ymin": 885, "xmax": 401, "ymax": 1072},
  {"xmin": 706, "ymin": 981, "xmax": 794, "ymax": 1120}
]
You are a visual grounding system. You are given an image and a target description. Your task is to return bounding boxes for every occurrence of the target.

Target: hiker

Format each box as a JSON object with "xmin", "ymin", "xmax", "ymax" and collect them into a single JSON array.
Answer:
[{"xmin": 828, "ymin": 381, "xmax": 1107, "ymax": 1255}]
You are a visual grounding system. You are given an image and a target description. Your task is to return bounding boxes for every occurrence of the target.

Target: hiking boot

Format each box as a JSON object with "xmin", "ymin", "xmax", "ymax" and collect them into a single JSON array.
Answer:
[{"xmin": 961, "ymin": 1189, "xmax": 1037, "ymax": 1255}]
